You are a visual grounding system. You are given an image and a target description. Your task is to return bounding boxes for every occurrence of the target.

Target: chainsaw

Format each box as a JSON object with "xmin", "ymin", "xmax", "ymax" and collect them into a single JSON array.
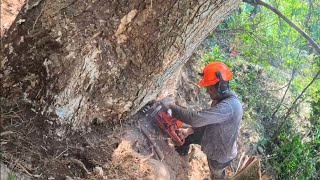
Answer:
[{"xmin": 144, "ymin": 102, "xmax": 185, "ymax": 146}]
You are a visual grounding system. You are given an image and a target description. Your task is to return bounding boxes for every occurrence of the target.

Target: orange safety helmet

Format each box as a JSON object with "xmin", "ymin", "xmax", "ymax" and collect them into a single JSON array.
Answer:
[{"xmin": 198, "ymin": 62, "xmax": 233, "ymax": 87}]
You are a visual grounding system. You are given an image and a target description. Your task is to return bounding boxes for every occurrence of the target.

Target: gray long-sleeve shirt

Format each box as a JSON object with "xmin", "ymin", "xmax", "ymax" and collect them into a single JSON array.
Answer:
[{"xmin": 170, "ymin": 94, "xmax": 243, "ymax": 163}]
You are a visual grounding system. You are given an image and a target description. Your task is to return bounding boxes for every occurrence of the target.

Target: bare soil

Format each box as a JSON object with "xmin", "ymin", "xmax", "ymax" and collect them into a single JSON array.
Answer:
[{"xmin": 0, "ymin": 98, "xmax": 119, "ymax": 179}]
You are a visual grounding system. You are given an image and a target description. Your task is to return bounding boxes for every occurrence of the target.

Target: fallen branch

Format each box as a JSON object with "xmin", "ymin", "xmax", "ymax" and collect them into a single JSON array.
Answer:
[
  {"xmin": 55, "ymin": 148, "xmax": 69, "ymax": 159},
  {"xmin": 140, "ymin": 126, "xmax": 164, "ymax": 161},
  {"xmin": 265, "ymin": 83, "xmax": 289, "ymax": 91},
  {"xmin": 17, "ymin": 163, "xmax": 42, "ymax": 178}
]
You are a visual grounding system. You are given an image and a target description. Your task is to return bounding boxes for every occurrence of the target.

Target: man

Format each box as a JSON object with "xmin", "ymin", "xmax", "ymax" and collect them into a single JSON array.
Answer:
[{"xmin": 161, "ymin": 62, "xmax": 243, "ymax": 179}]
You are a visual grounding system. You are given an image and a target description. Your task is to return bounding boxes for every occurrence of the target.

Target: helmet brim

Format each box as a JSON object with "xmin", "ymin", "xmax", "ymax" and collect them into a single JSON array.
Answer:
[{"xmin": 198, "ymin": 79, "xmax": 219, "ymax": 87}]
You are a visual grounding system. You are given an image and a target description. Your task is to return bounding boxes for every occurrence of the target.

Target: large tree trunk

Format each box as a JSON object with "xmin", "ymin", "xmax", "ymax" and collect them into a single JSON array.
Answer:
[{"xmin": 1, "ymin": 0, "xmax": 241, "ymax": 129}]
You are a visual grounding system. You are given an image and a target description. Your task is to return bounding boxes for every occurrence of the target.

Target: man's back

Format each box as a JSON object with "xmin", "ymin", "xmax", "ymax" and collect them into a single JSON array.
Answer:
[{"xmin": 201, "ymin": 94, "xmax": 243, "ymax": 163}]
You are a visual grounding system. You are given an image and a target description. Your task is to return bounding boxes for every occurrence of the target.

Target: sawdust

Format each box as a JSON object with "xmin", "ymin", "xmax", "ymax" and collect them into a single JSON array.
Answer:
[{"xmin": 110, "ymin": 140, "xmax": 154, "ymax": 179}]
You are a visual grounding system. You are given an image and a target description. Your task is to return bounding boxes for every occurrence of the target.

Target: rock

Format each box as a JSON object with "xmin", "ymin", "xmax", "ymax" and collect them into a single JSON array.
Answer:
[
  {"xmin": 94, "ymin": 166, "xmax": 104, "ymax": 176},
  {"xmin": 257, "ymin": 146, "xmax": 264, "ymax": 155}
]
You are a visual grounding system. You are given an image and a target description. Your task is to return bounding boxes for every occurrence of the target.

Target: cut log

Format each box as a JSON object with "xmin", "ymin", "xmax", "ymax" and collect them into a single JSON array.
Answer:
[{"xmin": 229, "ymin": 157, "xmax": 261, "ymax": 180}]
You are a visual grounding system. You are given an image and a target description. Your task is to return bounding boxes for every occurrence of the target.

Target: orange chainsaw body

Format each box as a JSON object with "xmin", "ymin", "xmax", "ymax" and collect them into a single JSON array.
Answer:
[{"xmin": 155, "ymin": 111, "xmax": 185, "ymax": 146}]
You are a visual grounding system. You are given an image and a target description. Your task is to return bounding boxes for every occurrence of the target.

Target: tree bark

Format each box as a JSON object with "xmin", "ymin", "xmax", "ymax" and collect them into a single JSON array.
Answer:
[{"xmin": 0, "ymin": 0, "xmax": 241, "ymax": 129}]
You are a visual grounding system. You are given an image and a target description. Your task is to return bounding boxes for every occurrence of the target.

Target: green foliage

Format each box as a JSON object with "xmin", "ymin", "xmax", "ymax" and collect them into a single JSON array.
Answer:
[
  {"xmin": 202, "ymin": 45, "xmax": 233, "ymax": 68},
  {"xmin": 7, "ymin": 173, "xmax": 18, "ymax": 180},
  {"xmin": 310, "ymin": 90, "xmax": 320, "ymax": 126},
  {"xmin": 272, "ymin": 134, "xmax": 318, "ymax": 180},
  {"xmin": 217, "ymin": 1, "xmax": 319, "ymax": 71},
  {"xmin": 204, "ymin": 1, "xmax": 320, "ymax": 178},
  {"xmin": 270, "ymin": 73, "xmax": 320, "ymax": 179}
]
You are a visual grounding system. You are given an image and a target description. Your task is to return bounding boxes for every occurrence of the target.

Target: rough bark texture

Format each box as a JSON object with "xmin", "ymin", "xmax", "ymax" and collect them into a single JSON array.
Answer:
[{"xmin": 1, "ymin": 0, "xmax": 241, "ymax": 129}]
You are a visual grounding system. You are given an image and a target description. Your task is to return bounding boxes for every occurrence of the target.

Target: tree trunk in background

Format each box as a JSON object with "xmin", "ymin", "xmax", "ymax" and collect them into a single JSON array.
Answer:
[{"xmin": 1, "ymin": 0, "xmax": 241, "ymax": 129}]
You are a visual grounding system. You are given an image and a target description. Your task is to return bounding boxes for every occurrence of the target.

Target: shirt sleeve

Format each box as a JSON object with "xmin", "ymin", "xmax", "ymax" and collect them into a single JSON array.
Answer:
[{"xmin": 170, "ymin": 101, "xmax": 233, "ymax": 127}]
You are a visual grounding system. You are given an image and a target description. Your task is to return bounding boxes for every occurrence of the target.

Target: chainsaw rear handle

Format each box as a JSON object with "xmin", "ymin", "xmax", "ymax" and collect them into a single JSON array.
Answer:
[{"xmin": 169, "ymin": 126, "xmax": 185, "ymax": 146}]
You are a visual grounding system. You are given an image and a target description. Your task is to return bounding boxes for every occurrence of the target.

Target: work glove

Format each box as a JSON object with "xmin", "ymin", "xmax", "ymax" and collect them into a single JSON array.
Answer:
[
  {"xmin": 177, "ymin": 127, "xmax": 194, "ymax": 140},
  {"xmin": 160, "ymin": 96, "xmax": 174, "ymax": 109}
]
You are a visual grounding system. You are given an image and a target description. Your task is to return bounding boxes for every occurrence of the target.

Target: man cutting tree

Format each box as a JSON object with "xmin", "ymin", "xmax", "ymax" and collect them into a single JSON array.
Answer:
[{"xmin": 161, "ymin": 62, "xmax": 243, "ymax": 179}]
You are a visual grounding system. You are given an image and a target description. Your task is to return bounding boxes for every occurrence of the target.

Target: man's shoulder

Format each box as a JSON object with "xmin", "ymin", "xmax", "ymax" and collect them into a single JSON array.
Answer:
[
  {"xmin": 224, "ymin": 93, "xmax": 241, "ymax": 103},
  {"xmin": 223, "ymin": 93, "xmax": 243, "ymax": 110}
]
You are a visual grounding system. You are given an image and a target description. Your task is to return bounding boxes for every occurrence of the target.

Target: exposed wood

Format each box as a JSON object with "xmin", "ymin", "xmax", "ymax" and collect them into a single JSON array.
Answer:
[
  {"xmin": 230, "ymin": 157, "xmax": 261, "ymax": 180},
  {"xmin": 236, "ymin": 152, "xmax": 245, "ymax": 173}
]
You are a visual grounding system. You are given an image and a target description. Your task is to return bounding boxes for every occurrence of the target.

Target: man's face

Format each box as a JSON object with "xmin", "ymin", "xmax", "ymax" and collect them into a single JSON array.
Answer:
[{"xmin": 206, "ymin": 85, "xmax": 219, "ymax": 100}]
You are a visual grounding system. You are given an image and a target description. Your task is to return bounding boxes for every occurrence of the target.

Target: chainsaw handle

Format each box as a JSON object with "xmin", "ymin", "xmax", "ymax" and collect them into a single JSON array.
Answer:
[
  {"xmin": 156, "ymin": 111, "xmax": 185, "ymax": 146},
  {"xmin": 170, "ymin": 127, "xmax": 185, "ymax": 146}
]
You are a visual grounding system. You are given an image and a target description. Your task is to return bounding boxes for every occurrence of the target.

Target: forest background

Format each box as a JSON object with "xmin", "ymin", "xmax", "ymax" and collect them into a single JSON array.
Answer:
[{"xmin": 206, "ymin": 0, "xmax": 319, "ymax": 179}]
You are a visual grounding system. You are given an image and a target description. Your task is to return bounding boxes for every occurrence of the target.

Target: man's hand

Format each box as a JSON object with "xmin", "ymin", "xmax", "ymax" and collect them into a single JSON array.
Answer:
[
  {"xmin": 178, "ymin": 127, "xmax": 194, "ymax": 140},
  {"xmin": 160, "ymin": 96, "xmax": 174, "ymax": 109}
]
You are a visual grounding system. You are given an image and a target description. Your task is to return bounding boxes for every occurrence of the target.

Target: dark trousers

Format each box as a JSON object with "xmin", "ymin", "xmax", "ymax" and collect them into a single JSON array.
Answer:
[
  {"xmin": 175, "ymin": 127, "xmax": 232, "ymax": 180},
  {"xmin": 175, "ymin": 127, "xmax": 204, "ymax": 156},
  {"xmin": 208, "ymin": 158, "xmax": 232, "ymax": 180}
]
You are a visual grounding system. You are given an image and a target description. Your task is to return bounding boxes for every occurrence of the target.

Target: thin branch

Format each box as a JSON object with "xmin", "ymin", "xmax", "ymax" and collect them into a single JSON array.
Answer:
[
  {"xmin": 271, "ymin": 66, "xmax": 296, "ymax": 119},
  {"xmin": 32, "ymin": 1, "xmax": 46, "ymax": 30},
  {"xmin": 271, "ymin": 50, "xmax": 301, "ymax": 118},
  {"xmin": 272, "ymin": 70, "xmax": 320, "ymax": 140},
  {"xmin": 243, "ymin": 0, "xmax": 320, "ymax": 54},
  {"xmin": 283, "ymin": 70, "xmax": 319, "ymax": 119},
  {"xmin": 304, "ymin": 0, "xmax": 313, "ymax": 29},
  {"xmin": 214, "ymin": 28, "xmax": 269, "ymax": 47}
]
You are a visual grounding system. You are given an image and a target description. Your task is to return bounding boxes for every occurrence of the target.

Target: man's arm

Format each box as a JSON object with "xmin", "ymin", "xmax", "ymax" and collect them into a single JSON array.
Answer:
[{"xmin": 169, "ymin": 102, "xmax": 233, "ymax": 127}]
